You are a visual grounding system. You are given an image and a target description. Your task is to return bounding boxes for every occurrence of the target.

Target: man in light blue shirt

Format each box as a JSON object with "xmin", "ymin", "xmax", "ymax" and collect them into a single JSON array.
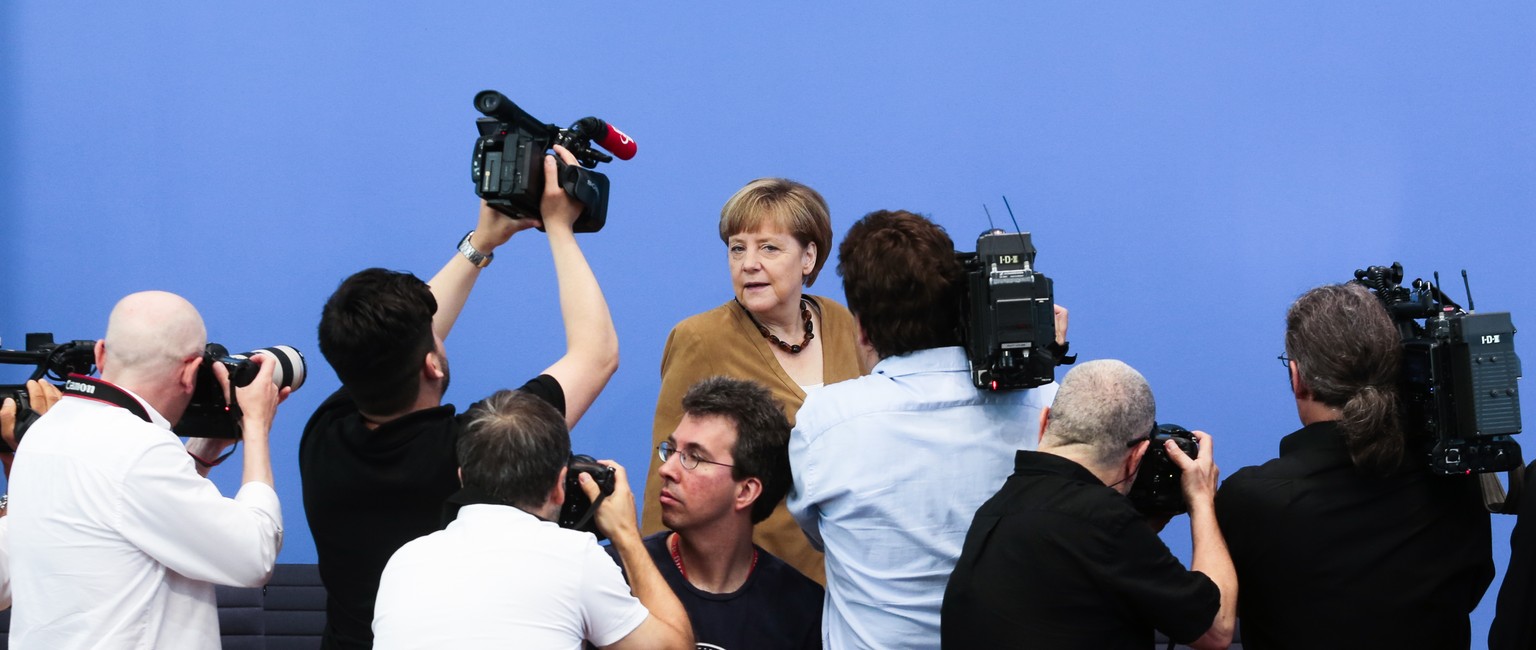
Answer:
[{"xmin": 788, "ymin": 210, "xmax": 1067, "ymax": 649}]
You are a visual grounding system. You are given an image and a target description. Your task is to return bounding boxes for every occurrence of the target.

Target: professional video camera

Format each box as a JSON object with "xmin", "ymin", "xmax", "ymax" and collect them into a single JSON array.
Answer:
[
  {"xmin": 958, "ymin": 229, "xmax": 1074, "ymax": 390},
  {"xmin": 1352, "ymin": 262, "xmax": 1523, "ymax": 477},
  {"xmin": 559, "ymin": 454, "xmax": 616, "ymax": 540},
  {"xmin": 1128, "ymin": 423, "xmax": 1198, "ymax": 517},
  {"xmin": 0, "ymin": 333, "xmax": 97, "ymax": 451},
  {"xmin": 175, "ymin": 344, "xmax": 307, "ymax": 439},
  {"xmin": 470, "ymin": 90, "xmax": 635, "ymax": 234}
]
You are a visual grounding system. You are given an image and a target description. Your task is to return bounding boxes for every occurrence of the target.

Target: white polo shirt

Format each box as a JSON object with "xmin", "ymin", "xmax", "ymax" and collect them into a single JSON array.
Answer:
[
  {"xmin": 7, "ymin": 385, "xmax": 283, "ymax": 649},
  {"xmin": 373, "ymin": 503, "xmax": 649, "ymax": 649}
]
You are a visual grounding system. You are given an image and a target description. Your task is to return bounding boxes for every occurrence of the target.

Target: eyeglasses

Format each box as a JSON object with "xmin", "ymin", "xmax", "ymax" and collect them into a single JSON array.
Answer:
[
  {"xmin": 1124, "ymin": 421, "xmax": 1161, "ymax": 448},
  {"xmin": 657, "ymin": 441, "xmax": 734, "ymax": 471},
  {"xmin": 1277, "ymin": 353, "xmax": 1292, "ymax": 370}
]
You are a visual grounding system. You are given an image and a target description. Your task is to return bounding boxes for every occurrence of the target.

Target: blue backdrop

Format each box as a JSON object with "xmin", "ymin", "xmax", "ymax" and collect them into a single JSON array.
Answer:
[{"xmin": 4, "ymin": 2, "xmax": 1532, "ymax": 643}]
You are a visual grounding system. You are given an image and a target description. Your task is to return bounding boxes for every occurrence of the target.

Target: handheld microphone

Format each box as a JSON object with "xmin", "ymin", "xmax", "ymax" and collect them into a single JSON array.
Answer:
[{"xmin": 577, "ymin": 117, "xmax": 637, "ymax": 160}]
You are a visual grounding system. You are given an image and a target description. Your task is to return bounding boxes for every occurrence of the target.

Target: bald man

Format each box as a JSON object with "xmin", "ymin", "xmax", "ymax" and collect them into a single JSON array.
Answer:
[{"xmin": 7, "ymin": 291, "xmax": 287, "ymax": 649}]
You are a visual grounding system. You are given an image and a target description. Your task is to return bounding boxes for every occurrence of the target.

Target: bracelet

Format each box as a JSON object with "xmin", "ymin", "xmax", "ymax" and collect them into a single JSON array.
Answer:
[{"xmin": 458, "ymin": 230, "xmax": 494, "ymax": 268}]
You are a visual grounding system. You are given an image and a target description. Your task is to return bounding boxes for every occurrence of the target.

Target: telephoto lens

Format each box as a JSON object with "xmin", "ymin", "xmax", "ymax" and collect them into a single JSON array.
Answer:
[{"xmin": 227, "ymin": 346, "xmax": 307, "ymax": 392}]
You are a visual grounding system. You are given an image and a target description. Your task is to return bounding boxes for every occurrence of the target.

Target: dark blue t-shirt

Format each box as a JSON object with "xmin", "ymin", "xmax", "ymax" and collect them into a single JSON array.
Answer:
[{"xmin": 606, "ymin": 531, "xmax": 823, "ymax": 650}]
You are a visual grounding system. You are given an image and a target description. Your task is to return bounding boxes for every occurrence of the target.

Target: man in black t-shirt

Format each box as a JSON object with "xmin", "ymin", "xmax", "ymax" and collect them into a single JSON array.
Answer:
[
  {"xmin": 615, "ymin": 376, "xmax": 822, "ymax": 650},
  {"xmin": 299, "ymin": 146, "xmax": 618, "ymax": 650},
  {"xmin": 942, "ymin": 360, "xmax": 1237, "ymax": 649}
]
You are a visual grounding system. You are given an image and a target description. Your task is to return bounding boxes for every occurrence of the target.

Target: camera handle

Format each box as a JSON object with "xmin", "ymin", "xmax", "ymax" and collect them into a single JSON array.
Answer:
[
  {"xmin": 1482, "ymin": 464, "xmax": 1525, "ymax": 514},
  {"xmin": 556, "ymin": 159, "xmax": 605, "ymax": 207}
]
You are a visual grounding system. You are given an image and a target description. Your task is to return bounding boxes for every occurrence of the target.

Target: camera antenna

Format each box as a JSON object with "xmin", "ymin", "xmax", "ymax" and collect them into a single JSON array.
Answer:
[
  {"xmin": 1462, "ymin": 269, "xmax": 1476, "ymax": 312},
  {"xmin": 1001, "ymin": 195, "xmax": 1025, "ymax": 234},
  {"xmin": 982, "ymin": 204, "xmax": 997, "ymax": 231}
]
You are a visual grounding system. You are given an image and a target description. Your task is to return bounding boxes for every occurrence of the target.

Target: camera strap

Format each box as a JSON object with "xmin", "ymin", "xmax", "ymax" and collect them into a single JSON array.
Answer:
[{"xmin": 60, "ymin": 374, "xmax": 152, "ymax": 424}]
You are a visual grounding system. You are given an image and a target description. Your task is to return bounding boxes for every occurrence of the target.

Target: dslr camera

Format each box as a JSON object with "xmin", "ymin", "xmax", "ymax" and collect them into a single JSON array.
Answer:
[
  {"xmin": 470, "ymin": 90, "xmax": 635, "ymax": 234},
  {"xmin": 1353, "ymin": 262, "xmax": 1523, "ymax": 475},
  {"xmin": 175, "ymin": 344, "xmax": 307, "ymax": 439},
  {"xmin": 559, "ymin": 454, "xmax": 616, "ymax": 540},
  {"xmin": 1128, "ymin": 423, "xmax": 1198, "ymax": 517},
  {"xmin": 957, "ymin": 229, "xmax": 1073, "ymax": 391},
  {"xmin": 0, "ymin": 333, "xmax": 98, "ymax": 451}
]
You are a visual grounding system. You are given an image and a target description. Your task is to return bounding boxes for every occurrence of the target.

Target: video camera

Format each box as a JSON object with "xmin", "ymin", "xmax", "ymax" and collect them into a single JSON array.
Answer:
[
  {"xmin": 470, "ymin": 90, "xmax": 635, "ymax": 234},
  {"xmin": 957, "ymin": 229, "xmax": 1073, "ymax": 391},
  {"xmin": 1353, "ymin": 262, "xmax": 1523, "ymax": 476},
  {"xmin": 559, "ymin": 454, "xmax": 615, "ymax": 540},
  {"xmin": 0, "ymin": 333, "xmax": 97, "ymax": 451},
  {"xmin": 1128, "ymin": 423, "xmax": 1198, "ymax": 517},
  {"xmin": 174, "ymin": 344, "xmax": 307, "ymax": 439}
]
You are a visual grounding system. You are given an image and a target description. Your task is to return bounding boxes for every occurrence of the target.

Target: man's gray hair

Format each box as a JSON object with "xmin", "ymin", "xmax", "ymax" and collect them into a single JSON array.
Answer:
[{"xmin": 1043, "ymin": 359, "xmax": 1156, "ymax": 468}]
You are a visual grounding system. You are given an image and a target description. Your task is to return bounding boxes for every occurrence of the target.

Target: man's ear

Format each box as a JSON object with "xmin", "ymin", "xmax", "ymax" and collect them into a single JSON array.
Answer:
[
  {"xmin": 1122, "ymin": 439, "xmax": 1151, "ymax": 491},
  {"xmin": 1037, "ymin": 406, "xmax": 1051, "ymax": 447},
  {"xmin": 853, "ymin": 319, "xmax": 879, "ymax": 371},
  {"xmin": 93, "ymin": 340, "xmax": 108, "ymax": 377},
  {"xmin": 1289, "ymin": 359, "xmax": 1310, "ymax": 401},
  {"xmin": 550, "ymin": 465, "xmax": 569, "ymax": 510},
  {"xmin": 457, "ymin": 467, "xmax": 465, "ymax": 487},
  {"xmin": 735, "ymin": 476, "xmax": 763, "ymax": 515},
  {"xmin": 423, "ymin": 350, "xmax": 445, "ymax": 382},
  {"xmin": 179, "ymin": 354, "xmax": 203, "ymax": 394}
]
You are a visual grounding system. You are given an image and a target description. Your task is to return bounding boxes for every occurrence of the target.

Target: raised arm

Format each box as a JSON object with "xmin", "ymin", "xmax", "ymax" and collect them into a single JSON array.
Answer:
[
  {"xmin": 1169, "ymin": 431, "xmax": 1237, "ymax": 650},
  {"xmin": 585, "ymin": 461, "xmax": 693, "ymax": 650},
  {"xmin": 427, "ymin": 201, "xmax": 538, "ymax": 341},
  {"xmin": 537, "ymin": 146, "xmax": 619, "ymax": 429}
]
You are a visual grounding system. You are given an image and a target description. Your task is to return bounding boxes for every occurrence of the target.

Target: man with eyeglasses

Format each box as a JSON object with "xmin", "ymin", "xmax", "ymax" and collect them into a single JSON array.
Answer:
[{"xmin": 612, "ymin": 376, "xmax": 823, "ymax": 649}]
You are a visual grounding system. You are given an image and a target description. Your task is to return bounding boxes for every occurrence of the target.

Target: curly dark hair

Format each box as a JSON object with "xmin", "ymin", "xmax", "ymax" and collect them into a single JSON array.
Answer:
[{"xmin": 837, "ymin": 210, "xmax": 965, "ymax": 359}]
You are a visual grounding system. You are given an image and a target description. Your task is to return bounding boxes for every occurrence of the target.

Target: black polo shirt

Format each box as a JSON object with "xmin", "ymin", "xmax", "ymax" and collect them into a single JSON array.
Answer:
[
  {"xmin": 941, "ymin": 450, "xmax": 1220, "ymax": 649},
  {"xmin": 298, "ymin": 376, "xmax": 564, "ymax": 650},
  {"xmin": 1216, "ymin": 421, "xmax": 1493, "ymax": 650}
]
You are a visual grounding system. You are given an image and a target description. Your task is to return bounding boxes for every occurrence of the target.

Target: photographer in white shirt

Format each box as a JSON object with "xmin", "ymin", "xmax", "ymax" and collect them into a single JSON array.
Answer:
[{"xmin": 7, "ymin": 291, "xmax": 286, "ymax": 649}]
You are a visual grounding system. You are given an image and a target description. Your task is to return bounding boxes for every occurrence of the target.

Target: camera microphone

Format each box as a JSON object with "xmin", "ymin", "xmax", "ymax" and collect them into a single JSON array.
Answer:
[{"xmin": 576, "ymin": 117, "xmax": 637, "ymax": 160}]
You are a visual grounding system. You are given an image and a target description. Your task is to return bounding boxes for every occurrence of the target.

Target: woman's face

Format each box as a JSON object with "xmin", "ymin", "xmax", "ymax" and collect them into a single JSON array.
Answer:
[{"xmin": 728, "ymin": 223, "xmax": 816, "ymax": 317}]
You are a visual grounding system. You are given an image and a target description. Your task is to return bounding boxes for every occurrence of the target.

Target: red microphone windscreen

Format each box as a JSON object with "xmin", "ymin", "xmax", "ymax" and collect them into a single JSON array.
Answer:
[{"xmin": 597, "ymin": 123, "xmax": 637, "ymax": 160}]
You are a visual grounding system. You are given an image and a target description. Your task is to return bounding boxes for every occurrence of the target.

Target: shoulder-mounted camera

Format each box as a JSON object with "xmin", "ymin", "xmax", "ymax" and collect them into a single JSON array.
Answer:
[
  {"xmin": 957, "ymin": 229, "xmax": 1074, "ymax": 391},
  {"xmin": 1353, "ymin": 262, "xmax": 1522, "ymax": 477}
]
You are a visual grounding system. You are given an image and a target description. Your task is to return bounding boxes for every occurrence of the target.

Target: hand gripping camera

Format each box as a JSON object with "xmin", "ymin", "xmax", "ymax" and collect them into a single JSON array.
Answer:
[
  {"xmin": 0, "ymin": 333, "xmax": 97, "ymax": 451},
  {"xmin": 470, "ymin": 90, "xmax": 635, "ymax": 234},
  {"xmin": 559, "ymin": 454, "xmax": 616, "ymax": 540},
  {"xmin": 1128, "ymin": 423, "xmax": 1199, "ymax": 517},
  {"xmin": 173, "ymin": 344, "xmax": 307, "ymax": 439},
  {"xmin": 957, "ymin": 229, "xmax": 1074, "ymax": 390},
  {"xmin": 1353, "ymin": 263, "xmax": 1523, "ymax": 476}
]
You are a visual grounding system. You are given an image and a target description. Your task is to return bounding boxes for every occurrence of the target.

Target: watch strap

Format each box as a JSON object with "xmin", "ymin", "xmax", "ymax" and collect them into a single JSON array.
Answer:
[{"xmin": 458, "ymin": 230, "xmax": 494, "ymax": 268}]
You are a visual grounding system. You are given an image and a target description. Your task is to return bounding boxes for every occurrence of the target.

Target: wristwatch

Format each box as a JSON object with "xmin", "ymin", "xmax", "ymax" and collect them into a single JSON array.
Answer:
[{"xmin": 458, "ymin": 230, "xmax": 494, "ymax": 268}]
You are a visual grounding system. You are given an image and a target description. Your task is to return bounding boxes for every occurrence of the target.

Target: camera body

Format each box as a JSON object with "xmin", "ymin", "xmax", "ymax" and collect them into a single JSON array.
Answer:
[
  {"xmin": 1354, "ymin": 262, "xmax": 1523, "ymax": 475},
  {"xmin": 174, "ymin": 344, "xmax": 307, "ymax": 439},
  {"xmin": 0, "ymin": 333, "xmax": 98, "ymax": 451},
  {"xmin": 958, "ymin": 230, "xmax": 1063, "ymax": 390},
  {"xmin": 559, "ymin": 454, "xmax": 615, "ymax": 540},
  {"xmin": 1128, "ymin": 423, "xmax": 1198, "ymax": 517},
  {"xmin": 471, "ymin": 90, "xmax": 616, "ymax": 233}
]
